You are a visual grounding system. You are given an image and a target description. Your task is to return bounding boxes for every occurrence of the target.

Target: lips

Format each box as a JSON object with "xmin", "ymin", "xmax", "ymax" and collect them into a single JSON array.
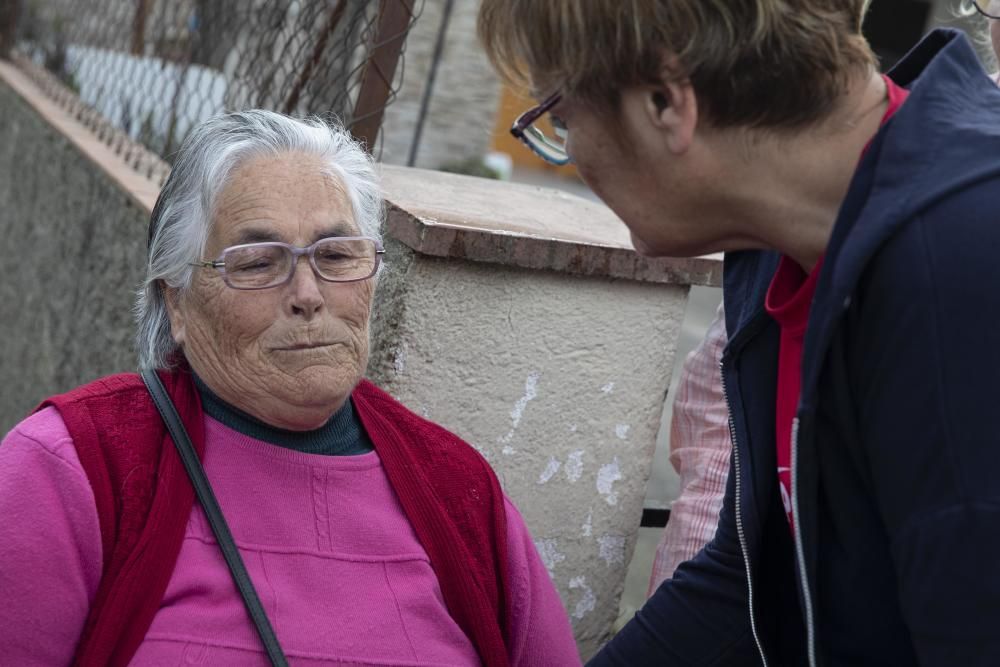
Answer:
[{"xmin": 274, "ymin": 342, "xmax": 337, "ymax": 351}]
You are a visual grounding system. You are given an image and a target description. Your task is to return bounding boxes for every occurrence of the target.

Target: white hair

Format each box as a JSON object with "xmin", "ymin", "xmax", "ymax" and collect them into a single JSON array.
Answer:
[
  {"xmin": 135, "ymin": 110, "xmax": 385, "ymax": 369},
  {"xmin": 957, "ymin": 1, "xmax": 999, "ymax": 72}
]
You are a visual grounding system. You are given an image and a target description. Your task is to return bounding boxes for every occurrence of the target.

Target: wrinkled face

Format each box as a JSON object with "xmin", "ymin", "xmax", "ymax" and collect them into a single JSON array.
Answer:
[{"xmin": 166, "ymin": 152, "xmax": 375, "ymax": 430}]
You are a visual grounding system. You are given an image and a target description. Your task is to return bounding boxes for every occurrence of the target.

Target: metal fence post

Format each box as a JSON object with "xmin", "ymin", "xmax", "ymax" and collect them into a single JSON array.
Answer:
[
  {"xmin": 0, "ymin": 0, "xmax": 21, "ymax": 60},
  {"xmin": 350, "ymin": 0, "xmax": 415, "ymax": 152},
  {"xmin": 407, "ymin": 0, "xmax": 453, "ymax": 167},
  {"xmin": 131, "ymin": 0, "xmax": 150, "ymax": 55}
]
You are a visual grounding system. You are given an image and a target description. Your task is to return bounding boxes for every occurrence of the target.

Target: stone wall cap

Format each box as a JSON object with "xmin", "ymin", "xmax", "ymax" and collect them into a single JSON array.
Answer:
[{"xmin": 382, "ymin": 165, "xmax": 722, "ymax": 287}]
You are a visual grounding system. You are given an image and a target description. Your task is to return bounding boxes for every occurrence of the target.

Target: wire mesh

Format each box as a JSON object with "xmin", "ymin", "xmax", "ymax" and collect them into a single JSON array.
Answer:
[{"xmin": 12, "ymin": 0, "xmax": 421, "ymax": 163}]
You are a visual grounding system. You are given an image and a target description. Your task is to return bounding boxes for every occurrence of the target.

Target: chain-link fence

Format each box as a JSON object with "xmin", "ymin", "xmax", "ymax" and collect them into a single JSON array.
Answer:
[{"xmin": 9, "ymin": 0, "xmax": 421, "ymax": 164}]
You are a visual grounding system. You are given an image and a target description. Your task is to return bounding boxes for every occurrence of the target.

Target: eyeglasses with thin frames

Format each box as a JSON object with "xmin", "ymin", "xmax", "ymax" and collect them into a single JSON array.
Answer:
[
  {"xmin": 190, "ymin": 236, "xmax": 384, "ymax": 290},
  {"xmin": 973, "ymin": 0, "xmax": 1000, "ymax": 19},
  {"xmin": 510, "ymin": 92, "xmax": 571, "ymax": 166}
]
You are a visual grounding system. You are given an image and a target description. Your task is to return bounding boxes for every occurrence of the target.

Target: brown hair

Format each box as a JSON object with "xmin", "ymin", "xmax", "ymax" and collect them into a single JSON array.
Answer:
[{"xmin": 478, "ymin": 0, "xmax": 876, "ymax": 130}]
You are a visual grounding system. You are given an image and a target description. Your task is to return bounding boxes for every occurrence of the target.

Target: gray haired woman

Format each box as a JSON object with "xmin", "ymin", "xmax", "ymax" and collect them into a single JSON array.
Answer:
[{"xmin": 0, "ymin": 110, "xmax": 580, "ymax": 667}]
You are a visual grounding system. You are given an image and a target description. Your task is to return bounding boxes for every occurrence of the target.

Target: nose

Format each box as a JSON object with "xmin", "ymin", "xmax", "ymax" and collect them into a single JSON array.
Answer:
[{"xmin": 287, "ymin": 255, "xmax": 324, "ymax": 319}]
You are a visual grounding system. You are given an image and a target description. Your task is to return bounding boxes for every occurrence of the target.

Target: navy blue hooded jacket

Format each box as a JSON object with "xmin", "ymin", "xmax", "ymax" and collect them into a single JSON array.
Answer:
[{"xmin": 590, "ymin": 30, "xmax": 1000, "ymax": 666}]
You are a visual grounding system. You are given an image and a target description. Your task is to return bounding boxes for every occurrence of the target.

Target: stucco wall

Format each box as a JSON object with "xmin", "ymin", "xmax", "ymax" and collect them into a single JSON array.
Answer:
[
  {"xmin": 0, "ymin": 77, "xmax": 145, "ymax": 432},
  {"xmin": 368, "ymin": 237, "xmax": 687, "ymax": 657}
]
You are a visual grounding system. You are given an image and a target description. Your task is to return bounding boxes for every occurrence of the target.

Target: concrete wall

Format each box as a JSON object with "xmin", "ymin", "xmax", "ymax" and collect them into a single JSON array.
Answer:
[
  {"xmin": 0, "ymin": 74, "xmax": 145, "ymax": 432},
  {"xmin": 367, "ymin": 165, "xmax": 719, "ymax": 657},
  {"xmin": 367, "ymin": 238, "xmax": 687, "ymax": 655}
]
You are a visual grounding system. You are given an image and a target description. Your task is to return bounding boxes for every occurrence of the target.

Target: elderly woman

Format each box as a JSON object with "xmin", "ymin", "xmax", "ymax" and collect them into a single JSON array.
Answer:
[{"xmin": 0, "ymin": 110, "xmax": 579, "ymax": 666}]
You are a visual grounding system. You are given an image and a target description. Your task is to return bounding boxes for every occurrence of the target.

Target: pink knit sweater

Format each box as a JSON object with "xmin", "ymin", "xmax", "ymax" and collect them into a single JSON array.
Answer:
[{"xmin": 0, "ymin": 407, "xmax": 581, "ymax": 666}]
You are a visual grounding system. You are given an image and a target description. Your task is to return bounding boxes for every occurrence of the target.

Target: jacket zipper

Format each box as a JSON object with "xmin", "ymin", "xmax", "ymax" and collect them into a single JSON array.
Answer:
[
  {"xmin": 720, "ymin": 361, "xmax": 769, "ymax": 667},
  {"xmin": 791, "ymin": 417, "xmax": 817, "ymax": 666}
]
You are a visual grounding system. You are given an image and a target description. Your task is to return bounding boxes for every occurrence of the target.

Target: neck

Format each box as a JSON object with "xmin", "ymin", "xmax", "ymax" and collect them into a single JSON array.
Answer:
[
  {"xmin": 192, "ymin": 373, "xmax": 373, "ymax": 455},
  {"xmin": 185, "ymin": 354, "xmax": 347, "ymax": 431},
  {"xmin": 711, "ymin": 70, "xmax": 889, "ymax": 271}
]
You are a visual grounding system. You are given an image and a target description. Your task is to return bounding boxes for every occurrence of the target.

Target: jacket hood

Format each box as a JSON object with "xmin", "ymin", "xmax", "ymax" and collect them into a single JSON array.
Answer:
[
  {"xmin": 799, "ymin": 29, "xmax": 1000, "ymax": 403},
  {"xmin": 827, "ymin": 29, "xmax": 1000, "ymax": 294},
  {"xmin": 723, "ymin": 29, "xmax": 1000, "ymax": 400}
]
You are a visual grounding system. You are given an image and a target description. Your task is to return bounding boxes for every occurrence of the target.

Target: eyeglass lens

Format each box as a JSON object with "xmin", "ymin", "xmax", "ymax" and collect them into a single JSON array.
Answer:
[
  {"xmin": 975, "ymin": 1, "xmax": 1000, "ymax": 18},
  {"xmin": 525, "ymin": 117, "xmax": 568, "ymax": 161},
  {"xmin": 511, "ymin": 91, "xmax": 571, "ymax": 165},
  {"xmin": 222, "ymin": 238, "xmax": 378, "ymax": 289}
]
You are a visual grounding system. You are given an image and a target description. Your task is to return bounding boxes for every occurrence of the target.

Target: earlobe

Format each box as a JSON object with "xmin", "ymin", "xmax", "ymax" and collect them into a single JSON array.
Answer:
[{"xmin": 162, "ymin": 283, "xmax": 186, "ymax": 346}]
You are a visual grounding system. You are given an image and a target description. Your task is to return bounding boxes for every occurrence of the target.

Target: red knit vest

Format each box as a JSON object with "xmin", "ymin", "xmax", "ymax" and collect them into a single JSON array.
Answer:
[{"xmin": 39, "ymin": 369, "xmax": 511, "ymax": 667}]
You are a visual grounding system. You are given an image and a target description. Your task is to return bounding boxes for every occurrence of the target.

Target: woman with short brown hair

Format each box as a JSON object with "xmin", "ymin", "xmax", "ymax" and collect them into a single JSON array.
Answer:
[{"xmin": 480, "ymin": 1, "xmax": 1000, "ymax": 665}]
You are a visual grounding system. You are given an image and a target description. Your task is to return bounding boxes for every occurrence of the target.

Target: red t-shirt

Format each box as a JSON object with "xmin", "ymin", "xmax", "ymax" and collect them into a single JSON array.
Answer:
[{"xmin": 765, "ymin": 75, "xmax": 910, "ymax": 532}]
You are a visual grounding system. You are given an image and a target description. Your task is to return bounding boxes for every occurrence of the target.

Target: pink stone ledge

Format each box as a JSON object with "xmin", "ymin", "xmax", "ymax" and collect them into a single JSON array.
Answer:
[{"xmin": 382, "ymin": 166, "xmax": 722, "ymax": 287}]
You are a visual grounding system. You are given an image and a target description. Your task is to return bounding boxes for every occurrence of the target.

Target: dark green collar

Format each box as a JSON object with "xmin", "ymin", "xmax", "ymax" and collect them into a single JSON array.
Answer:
[{"xmin": 193, "ymin": 374, "xmax": 374, "ymax": 456}]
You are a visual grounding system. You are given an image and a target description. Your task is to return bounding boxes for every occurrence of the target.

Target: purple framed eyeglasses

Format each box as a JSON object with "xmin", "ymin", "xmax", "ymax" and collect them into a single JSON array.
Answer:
[
  {"xmin": 191, "ymin": 236, "xmax": 384, "ymax": 290},
  {"xmin": 510, "ymin": 92, "xmax": 570, "ymax": 166}
]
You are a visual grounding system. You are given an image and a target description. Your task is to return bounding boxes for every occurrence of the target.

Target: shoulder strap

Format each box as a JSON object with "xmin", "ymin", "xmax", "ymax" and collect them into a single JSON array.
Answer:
[{"xmin": 140, "ymin": 369, "xmax": 289, "ymax": 667}]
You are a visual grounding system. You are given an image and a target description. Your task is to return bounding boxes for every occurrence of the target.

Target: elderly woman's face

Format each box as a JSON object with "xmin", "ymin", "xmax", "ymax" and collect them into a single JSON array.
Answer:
[{"xmin": 167, "ymin": 152, "xmax": 375, "ymax": 430}]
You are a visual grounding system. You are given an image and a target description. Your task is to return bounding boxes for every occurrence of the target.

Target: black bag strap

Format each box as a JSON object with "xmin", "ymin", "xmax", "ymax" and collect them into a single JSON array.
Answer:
[{"xmin": 141, "ymin": 369, "xmax": 289, "ymax": 667}]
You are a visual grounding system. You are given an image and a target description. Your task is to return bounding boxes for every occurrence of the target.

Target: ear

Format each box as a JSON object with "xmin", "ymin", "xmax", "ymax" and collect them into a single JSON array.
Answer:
[
  {"xmin": 161, "ymin": 282, "xmax": 187, "ymax": 347},
  {"xmin": 642, "ymin": 74, "xmax": 699, "ymax": 155}
]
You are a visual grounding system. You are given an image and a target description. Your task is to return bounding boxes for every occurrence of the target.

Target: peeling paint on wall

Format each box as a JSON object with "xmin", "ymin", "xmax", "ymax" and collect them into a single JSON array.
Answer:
[
  {"xmin": 537, "ymin": 456, "xmax": 561, "ymax": 484},
  {"xmin": 597, "ymin": 534, "xmax": 626, "ymax": 567},
  {"xmin": 564, "ymin": 450, "xmax": 584, "ymax": 482},
  {"xmin": 596, "ymin": 457, "xmax": 623, "ymax": 505},
  {"xmin": 534, "ymin": 537, "xmax": 566, "ymax": 576},
  {"xmin": 569, "ymin": 576, "xmax": 596, "ymax": 620},
  {"xmin": 600, "ymin": 382, "xmax": 615, "ymax": 394},
  {"xmin": 581, "ymin": 508, "xmax": 593, "ymax": 537},
  {"xmin": 499, "ymin": 371, "xmax": 541, "ymax": 452},
  {"xmin": 614, "ymin": 423, "xmax": 631, "ymax": 440},
  {"xmin": 393, "ymin": 342, "xmax": 407, "ymax": 375}
]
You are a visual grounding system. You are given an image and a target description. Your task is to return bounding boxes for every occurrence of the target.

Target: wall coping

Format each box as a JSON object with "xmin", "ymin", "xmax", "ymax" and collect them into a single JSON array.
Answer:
[
  {"xmin": 0, "ymin": 58, "xmax": 166, "ymax": 214},
  {"xmin": 0, "ymin": 57, "xmax": 722, "ymax": 288},
  {"xmin": 383, "ymin": 166, "xmax": 722, "ymax": 287}
]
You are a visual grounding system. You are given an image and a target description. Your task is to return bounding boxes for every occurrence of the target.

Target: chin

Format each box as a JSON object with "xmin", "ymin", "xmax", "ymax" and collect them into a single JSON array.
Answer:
[
  {"xmin": 629, "ymin": 234, "xmax": 655, "ymax": 256},
  {"xmin": 629, "ymin": 232, "xmax": 685, "ymax": 258},
  {"xmin": 630, "ymin": 230, "xmax": 719, "ymax": 259},
  {"xmin": 293, "ymin": 364, "xmax": 360, "ymax": 402},
  {"xmin": 296, "ymin": 367, "xmax": 361, "ymax": 396}
]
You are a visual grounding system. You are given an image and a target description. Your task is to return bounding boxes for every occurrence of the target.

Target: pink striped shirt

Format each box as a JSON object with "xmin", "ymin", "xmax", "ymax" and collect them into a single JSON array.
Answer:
[
  {"xmin": 0, "ymin": 407, "xmax": 581, "ymax": 666},
  {"xmin": 648, "ymin": 304, "xmax": 731, "ymax": 594}
]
